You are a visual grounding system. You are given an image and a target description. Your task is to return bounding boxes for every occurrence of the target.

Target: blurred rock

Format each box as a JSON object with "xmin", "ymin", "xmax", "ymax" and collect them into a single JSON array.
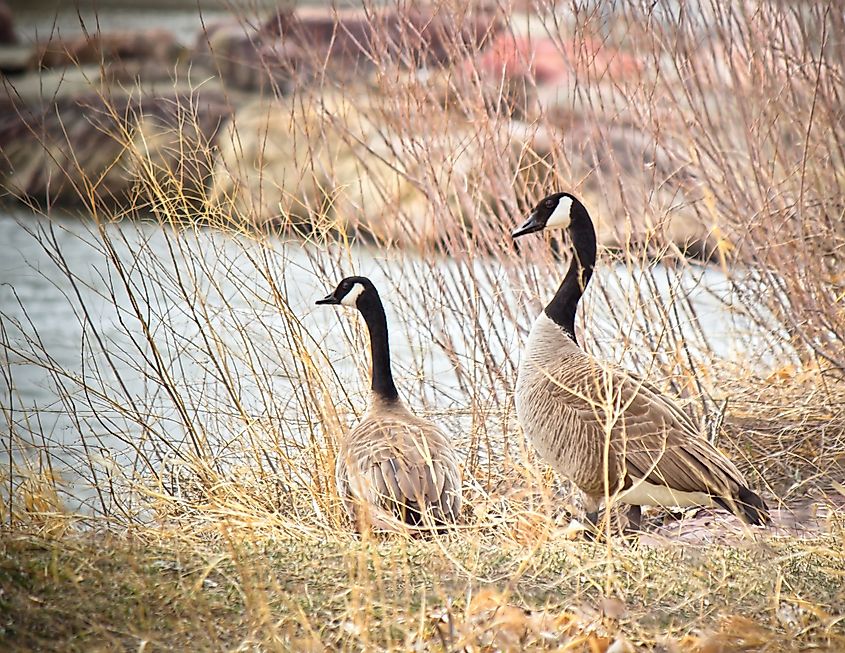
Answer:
[
  {"xmin": 0, "ymin": 91, "xmax": 231, "ymax": 209},
  {"xmin": 2, "ymin": 65, "xmax": 107, "ymax": 103},
  {"xmin": 210, "ymin": 91, "xmax": 436, "ymax": 242},
  {"xmin": 270, "ymin": 5, "xmax": 503, "ymax": 67},
  {"xmin": 0, "ymin": 44, "xmax": 30, "ymax": 75},
  {"xmin": 210, "ymin": 89, "xmax": 545, "ymax": 249},
  {"xmin": 0, "ymin": 0, "xmax": 16, "ymax": 45},
  {"xmin": 0, "ymin": 0, "xmax": 25, "ymax": 74},
  {"xmin": 555, "ymin": 121, "xmax": 715, "ymax": 259},
  {"xmin": 194, "ymin": 5, "xmax": 502, "ymax": 93},
  {"xmin": 32, "ymin": 29, "xmax": 182, "ymax": 71},
  {"xmin": 456, "ymin": 30, "xmax": 646, "ymax": 124},
  {"xmin": 473, "ymin": 33, "xmax": 643, "ymax": 86},
  {"xmin": 194, "ymin": 19, "xmax": 302, "ymax": 94}
]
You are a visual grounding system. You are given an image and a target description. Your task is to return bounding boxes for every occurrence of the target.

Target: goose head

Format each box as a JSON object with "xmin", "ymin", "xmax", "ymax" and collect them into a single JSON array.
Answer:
[
  {"xmin": 512, "ymin": 192, "xmax": 580, "ymax": 238},
  {"xmin": 316, "ymin": 276, "xmax": 376, "ymax": 309}
]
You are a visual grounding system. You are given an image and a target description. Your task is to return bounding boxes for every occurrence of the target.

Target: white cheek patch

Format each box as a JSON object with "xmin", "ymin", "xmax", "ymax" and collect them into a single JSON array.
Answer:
[
  {"xmin": 545, "ymin": 196, "xmax": 573, "ymax": 230},
  {"xmin": 340, "ymin": 282, "xmax": 366, "ymax": 306}
]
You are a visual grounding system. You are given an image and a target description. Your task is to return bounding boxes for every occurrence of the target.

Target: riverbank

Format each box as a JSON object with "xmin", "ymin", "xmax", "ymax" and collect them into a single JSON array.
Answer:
[
  {"xmin": 3, "ymin": 513, "xmax": 843, "ymax": 651},
  {"xmin": 3, "ymin": 336, "xmax": 845, "ymax": 650}
]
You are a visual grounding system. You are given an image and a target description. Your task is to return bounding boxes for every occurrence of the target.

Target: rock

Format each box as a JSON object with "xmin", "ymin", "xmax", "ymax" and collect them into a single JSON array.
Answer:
[
  {"xmin": 193, "ymin": 20, "xmax": 302, "ymax": 94},
  {"xmin": 6, "ymin": 65, "xmax": 109, "ymax": 105},
  {"xmin": 0, "ymin": 44, "xmax": 31, "ymax": 75},
  {"xmin": 547, "ymin": 120, "xmax": 717, "ymax": 258},
  {"xmin": 0, "ymin": 0, "xmax": 16, "ymax": 45},
  {"xmin": 210, "ymin": 92, "xmax": 431, "ymax": 240},
  {"xmin": 455, "ymin": 29, "xmax": 646, "ymax": 122},
  {"xmin": 473, "ymin": 32, "xmax": 643, "ymax": 87},
  {"xmin": 266, "ymin": 5, "xmax": 502, "ymax": 68},
  {"xmin": 210, "ymin": 88, "xmax": 545, "ymax": 249},
  {"xmin": 32, "ymin": 29, "xmax": 181, "ymax": 71},
  {"xmin": 460, "ymin": 27, "xmax": 841, "ymax": 260},
  {"xmin": 0, "ymin": 90, "xmax": 231, "ymax": 209},
  {"xmin": 193, "ymin": 5, "xmax": 502, "ymax": 93}
]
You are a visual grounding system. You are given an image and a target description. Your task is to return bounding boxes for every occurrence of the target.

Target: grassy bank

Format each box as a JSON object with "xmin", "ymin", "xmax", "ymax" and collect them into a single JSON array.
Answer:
[{"xmin": 3, "ymin": 522, "xmax": 844, "ymax": 651}]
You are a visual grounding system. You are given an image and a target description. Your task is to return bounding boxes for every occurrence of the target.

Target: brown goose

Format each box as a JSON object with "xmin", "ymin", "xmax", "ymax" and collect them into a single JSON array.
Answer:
[
  {"xmin": 512, "ymin": 192, "xmax": 770, "ymax": 531},
  {"xmin": 316, "ymin": 276, "xmax": 462, "ymax": 532}
]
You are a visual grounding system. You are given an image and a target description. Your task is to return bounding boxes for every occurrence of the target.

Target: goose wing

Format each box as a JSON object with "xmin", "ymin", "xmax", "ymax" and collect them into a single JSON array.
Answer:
[
  {"xmin": 607, "ymin": 376, "xmax": 748, "ymax": 494},
  {"xmin": 337, "ymin": 415, "xmax": 462, "ymax": 528},
  {"xmin": 545, "ymin": 356, "xmax": 748, "ymax": 496},
  {"xmin": 597, "ymin": 377, "xmax": 770, "ymax": 523},
  {"xmin": 621, "ymin": 370, "xmax": 701, "ymax": 434}
]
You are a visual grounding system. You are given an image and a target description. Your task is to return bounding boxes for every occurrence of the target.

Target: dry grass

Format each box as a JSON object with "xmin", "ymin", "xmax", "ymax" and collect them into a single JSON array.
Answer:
[
  {"xmin": 2, "ymin": 523, "xmax": 844, "ymax": 651},
  {"xmin": 1, "ymin": 0, "xmax": 844, "ymax": 650}
]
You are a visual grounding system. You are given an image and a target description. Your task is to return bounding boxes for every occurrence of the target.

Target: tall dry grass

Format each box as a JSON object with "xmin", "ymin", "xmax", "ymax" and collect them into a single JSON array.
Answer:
[{"xmin": 1, "ymin": 0, "xmax": 844, "ymax": 649}]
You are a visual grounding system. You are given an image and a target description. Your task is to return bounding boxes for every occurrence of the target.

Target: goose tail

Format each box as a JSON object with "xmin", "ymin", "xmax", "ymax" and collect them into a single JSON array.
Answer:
[
  {"xmin": 738, "ymin": 486, "xmax": 771, "ymax": 525},
  {"xmin": 717, "ymin": 486, "xmax": 770, "ymax": 525}
]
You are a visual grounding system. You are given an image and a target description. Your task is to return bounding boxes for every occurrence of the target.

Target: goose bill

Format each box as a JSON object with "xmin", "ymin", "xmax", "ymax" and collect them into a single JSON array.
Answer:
[{"xmin": 512, "ymin": 211, "xmax": 544, "ymax": 238}]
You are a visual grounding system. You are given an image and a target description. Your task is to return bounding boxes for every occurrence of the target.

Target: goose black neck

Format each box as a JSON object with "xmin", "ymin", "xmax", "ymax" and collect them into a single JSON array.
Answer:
[
  {"xmin": 544, "ymin": 202, "xmax": 597, "ymax": 343},
  {"xmin": 358, "ymin": 293, "xmax": 399, "ymax": 402}
]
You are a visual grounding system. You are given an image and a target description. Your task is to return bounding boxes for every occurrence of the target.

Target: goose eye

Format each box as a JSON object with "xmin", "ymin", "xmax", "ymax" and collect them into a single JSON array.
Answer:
[{"xmin": 545, "ymin": 200, "xmax": 556, "ymax": 208}]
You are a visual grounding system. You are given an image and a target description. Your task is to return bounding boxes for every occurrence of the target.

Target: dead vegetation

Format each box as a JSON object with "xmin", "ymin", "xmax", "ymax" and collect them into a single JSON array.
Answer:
[{"xmin": 1, "ymin": 521, "xmax": 843, "ymax": 651}]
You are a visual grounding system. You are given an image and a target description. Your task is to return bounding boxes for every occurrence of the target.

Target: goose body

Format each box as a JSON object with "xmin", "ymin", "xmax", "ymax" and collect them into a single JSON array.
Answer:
[
  {"xmin": 317, "ymin": 276, "xmax": 462, "ymax": 532},
  {"xmin": 512, "ymin": 193, "xmax": 769, "ymax": 528},
  {"xmin": 335, "ymin": 396, "xmax": 461, "ymax": 530}
]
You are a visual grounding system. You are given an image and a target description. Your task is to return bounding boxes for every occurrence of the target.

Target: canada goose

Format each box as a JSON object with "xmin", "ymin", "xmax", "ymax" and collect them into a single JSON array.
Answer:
[
  {"xmin": 512, "ymin": 192, "xmax": 770, "ymax": 531},
  {"xmin": 316, "ymin": 276, "xmax": 462, "ymax": 532}
]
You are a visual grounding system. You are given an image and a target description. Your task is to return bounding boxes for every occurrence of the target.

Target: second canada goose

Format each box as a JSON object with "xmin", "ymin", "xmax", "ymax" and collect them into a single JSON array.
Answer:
[
  {"xmin": 512, "ymin": 192, "xmax": 770, "ymax": 531},
  {"xmin": 316, "ymin": 276, "xmax": 462, "ymax": 532}
]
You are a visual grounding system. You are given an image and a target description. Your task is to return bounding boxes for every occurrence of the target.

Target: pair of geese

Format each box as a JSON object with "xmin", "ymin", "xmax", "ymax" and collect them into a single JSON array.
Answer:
[{"xmin": 316, "ymin": 192, "xmax": 770, "ymax": 534}]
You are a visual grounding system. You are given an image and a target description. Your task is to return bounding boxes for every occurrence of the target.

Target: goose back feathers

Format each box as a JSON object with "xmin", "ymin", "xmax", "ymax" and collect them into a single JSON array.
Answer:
[{"xmin": 335, "ymin": 397, "xmax": 462, "ymax": 530}]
